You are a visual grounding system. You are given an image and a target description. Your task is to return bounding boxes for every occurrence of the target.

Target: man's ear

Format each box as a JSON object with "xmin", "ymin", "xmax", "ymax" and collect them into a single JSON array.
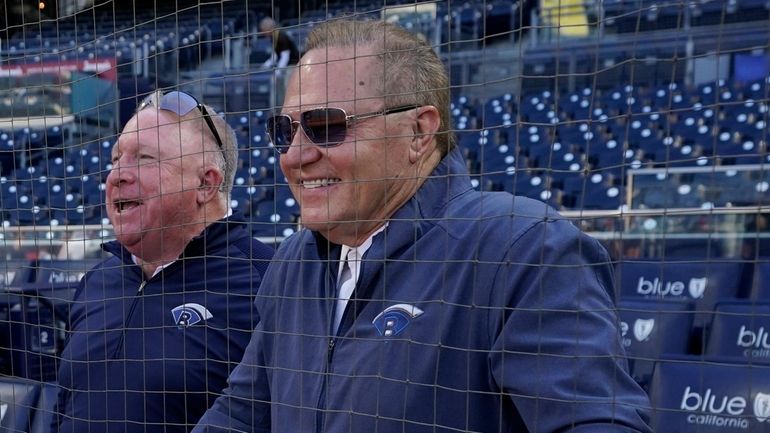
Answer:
[
  {"xmin": 409, "ymin": 105, "xmax": 441, "ymax": 164},
  {"xmin": 197, "ymin": 167, "xmax": 224, "ymax": 205}
]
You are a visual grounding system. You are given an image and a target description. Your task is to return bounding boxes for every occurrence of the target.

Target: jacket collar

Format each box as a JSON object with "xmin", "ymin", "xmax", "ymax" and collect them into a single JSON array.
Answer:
[
  {"xmin": 393, "ymin": 146, "xmax": 472, "ymax": 224},
  {"xmin": 103, "ymin": 211, "xmax": 249, "ymax": 265}
]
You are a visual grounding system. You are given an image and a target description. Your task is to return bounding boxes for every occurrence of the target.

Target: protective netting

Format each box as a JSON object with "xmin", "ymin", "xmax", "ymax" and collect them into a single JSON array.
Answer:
[{"xmin": 1, "ymin": 1, "xmax": 770, "ymax": 432}]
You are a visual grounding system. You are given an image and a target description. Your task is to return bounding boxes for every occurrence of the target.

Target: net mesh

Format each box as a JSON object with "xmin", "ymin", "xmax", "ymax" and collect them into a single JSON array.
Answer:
[{"xmin": 1, "ymin": 0, "xmax": 770, "ymax": 432}]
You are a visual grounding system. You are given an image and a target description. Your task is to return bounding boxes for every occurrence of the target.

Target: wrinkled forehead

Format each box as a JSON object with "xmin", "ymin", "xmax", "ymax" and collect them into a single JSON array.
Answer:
[
  {"xmin": 125, "ymin": 108, "xmax": 184, "ymax": 131},
  {"xmin": 283, "ymin": 46, "xmax": 385, "ymax": 111},
  {"xmin": 114, "ymin": 109, "xmax": 190, "ymax": 156}
]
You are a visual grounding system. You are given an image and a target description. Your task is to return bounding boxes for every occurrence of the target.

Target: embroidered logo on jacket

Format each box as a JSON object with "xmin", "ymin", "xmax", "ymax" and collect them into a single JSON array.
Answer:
[
  {"xmin": 171, "ymin": 303, "xmax": 213, "ymax": 328},
  {"xmin": 372, "ymin": 304, "xmax": 424, "ymax": 337}
]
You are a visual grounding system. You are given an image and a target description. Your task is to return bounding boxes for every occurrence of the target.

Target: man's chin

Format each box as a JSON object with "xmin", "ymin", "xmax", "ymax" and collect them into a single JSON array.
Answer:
[
  {"xmin": 299, "ymin": 214, "xmax": 337, "ymax": 232},
  {"xmin": 301, "ymin": 218, "xmax": 370, "ymax": 246},
  {"xmin": 112, "ymin": 226, "xmax": 145, "ymax": 248},
  {"xmin": 300, "ymin": 216, "xmax": 336, "ymax": 232}
]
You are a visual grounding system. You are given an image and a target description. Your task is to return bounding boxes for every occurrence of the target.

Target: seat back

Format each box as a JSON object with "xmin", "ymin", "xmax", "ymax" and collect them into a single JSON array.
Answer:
[
  {"xmin": 0, "ymin": 293, "xmax": 23, "ymax": 376},
  {"xmin": 0, "ymin": 261, "xmax": 33, "ymax": 289},
  {"xmin": 751, "ymin": 262, "xmax": 770, "ymax": 301},
  {"xmin": 31, "ymin": 259, "xmax": 99, "ymax": 288},
  {"xmin": 705, "ymin": 301, "xmax": 770, "ymax": 363},
  {"xmin": 25, "ymin": 259, "xmax": 99, "ymax": 312},
  {"xmin": 615, "ymin": 260, "xmax": 746, "ymax": 330},
  {"xmin": 649, "ymin": 357, "xmax": 770, "ymax": 433},
  {"xmin": 0, "ymin": 377, "xmax": 40, "ymax": 433},
  {"xmin": 617, "ymin": 298, "xmax": 694, "ymax": 386},
  {"xmin": 0, "ymin": 292, "xmax": 61, "ymax": 381},
  {"xmin": 29, "ymin": 382, "xmax": 58, "ymax": 433}
]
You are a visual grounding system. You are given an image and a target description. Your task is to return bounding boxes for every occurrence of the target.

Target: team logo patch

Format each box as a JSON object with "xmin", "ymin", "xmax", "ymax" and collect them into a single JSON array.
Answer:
[
  {"xmin": 171, "ymin": 303, "xmax": 213, "ymax": 328},
  {"xmin": 372, "ymin": 304, "xmax": 424, "ymax": 337}
]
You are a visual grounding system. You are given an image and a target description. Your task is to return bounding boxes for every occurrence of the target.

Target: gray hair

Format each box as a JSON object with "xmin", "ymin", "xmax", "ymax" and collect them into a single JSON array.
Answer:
[{"xmin": 304, "ymin": 19, "xmax": 455, "ymax": 156}]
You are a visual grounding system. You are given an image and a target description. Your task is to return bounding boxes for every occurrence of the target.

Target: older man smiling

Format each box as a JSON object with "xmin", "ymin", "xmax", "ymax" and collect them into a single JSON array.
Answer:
[
  {"xmin": 52, "ymin": 90, "xmax": 273, "ymax": 433},
  {"xmin": 193, "ymin": 19, "xmax": 652, "ymax": 433}
]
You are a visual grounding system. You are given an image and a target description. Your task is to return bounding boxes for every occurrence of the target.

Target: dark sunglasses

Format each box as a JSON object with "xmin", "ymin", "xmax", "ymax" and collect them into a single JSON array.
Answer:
[
  {"xmin": 139, "ymin": 90, "xmax": 225, "ymax": 151},
  {"xmin": 266, "ymin": 104, "xmax": 419, "ymax": 154}
]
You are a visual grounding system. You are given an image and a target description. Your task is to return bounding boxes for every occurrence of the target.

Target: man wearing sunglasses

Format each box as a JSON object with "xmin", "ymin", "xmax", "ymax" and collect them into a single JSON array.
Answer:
[
  {"xmin": 194, "ymin": 19, "xmax": 652, "ymax": 433},
  {"xmin": 52, "ymin": 91, "xmax": 274, "ymax": 433}
]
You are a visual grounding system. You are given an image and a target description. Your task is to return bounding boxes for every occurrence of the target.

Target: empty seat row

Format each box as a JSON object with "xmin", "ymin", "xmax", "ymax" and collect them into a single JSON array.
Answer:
[
  {"xmin": 619, "ymin": 299, "xmax": 770, "ymax": 384},
  {"xmin": 615, "ymin": 259, "xmax": 770, "ymax": 390},
  {"xmin": 3, "ymin": 74, "xmax": 769, "ymax": 226}
]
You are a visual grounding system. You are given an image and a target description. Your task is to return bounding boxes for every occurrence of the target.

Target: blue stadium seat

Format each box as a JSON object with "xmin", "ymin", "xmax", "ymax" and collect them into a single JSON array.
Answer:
[
  {"xmin": 0, "ymin": 377, "xmax": 41, "ymax": 433},
  {"xmin": 751, "ymin": 262, "xmax": 770, "ymax": 301},
  {"xmin": 615, "ymin": 260, "xmax": 747, "ymax": 330},
  {"xmin": 0, "ymin": 260, "xmax": 33, "ymax": 289},
  {"xmin": 0, "ymin": 291, "xmax": 61, "ymax": 381},
  {"xmin": 7, "ymin": 207, "xmax": 52, "ymax": 227},
  {"xmin": 29, "ymin": 382, "xmax": 58, "ymax": 433},
  {"xmin": 577, "ymin": 183, "xmax": 625, "ymax": 210},
  {"xmin": 590, "ymin": 139, "xmax": 635, "ymax": 175},
  {"xmin": 478, "ymin": 143, "xmax": 520, "ymax": 184},
  {"xmin": 705, "ymin": 301, "xmax": 770, "ymax": 363},
  {"xmin": 617, "ymin": 299, "xmax": 694, "ymax": 386},
  {"xmin": 648, "ymin": 356, "xmax": 770, "ymax": 433},
  {"xmin": 250, "ymin": 189, "xmax": 299, "ymax": 239},
  {"xmin": 31, "ymin": 259, "xmax": 98, "ymax": 287}
]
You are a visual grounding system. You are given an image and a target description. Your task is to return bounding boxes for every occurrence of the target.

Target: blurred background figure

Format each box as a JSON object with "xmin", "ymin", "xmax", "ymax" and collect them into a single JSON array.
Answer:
[{"xmin": 257, "ymin": 16, "xmax": 299, "ymax": 107}]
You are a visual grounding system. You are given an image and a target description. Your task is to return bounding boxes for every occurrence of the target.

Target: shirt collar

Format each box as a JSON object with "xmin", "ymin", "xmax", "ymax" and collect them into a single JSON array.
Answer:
[{"xmin": 338, "ymin": 222, "xmax": 388, "ymax": 280}]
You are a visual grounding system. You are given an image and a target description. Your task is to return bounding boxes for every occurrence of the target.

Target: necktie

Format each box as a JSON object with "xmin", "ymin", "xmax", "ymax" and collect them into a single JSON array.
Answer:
[{"xmin": 333, "ymin": 248, "xmax": 357, "ymax": 334}]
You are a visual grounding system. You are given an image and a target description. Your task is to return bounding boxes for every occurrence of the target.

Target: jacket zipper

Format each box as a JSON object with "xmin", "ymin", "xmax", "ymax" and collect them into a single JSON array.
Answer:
[
  {"xmin": 315, "ymin": 337, "xmax": 336, "ymax": 432},
  {"xmin": 316, "ymin": 265, "xmax": 339, "ymax": 433},
  {"xmin": 110, "ymin": 279, "xmax": 147, "ymax": 359},
  {"xmin": 315, "ymin": 257, "xmax": 369, "ymax": 432}
]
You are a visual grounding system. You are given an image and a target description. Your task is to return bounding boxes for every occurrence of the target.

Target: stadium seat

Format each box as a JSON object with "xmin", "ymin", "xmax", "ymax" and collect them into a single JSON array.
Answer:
[
  {"xmin": 614, "ymin": 260, "xmax": 747, "ymax": 330},
  {"xmin": 751, "ymin": 262, "xmax": 770, "ymax": 301},
  {"xmin": 0, "ymin": 260, "xmax": 33, "ymax": 289},
  {"xmin": 705, "ymin": 301, "xmax": 770, "ymax": 363},
  {"xmin": 30, "ymin": 259, "xmax": 96, "ymax": 286},
  {"xmin": 577, "ymin": 183, "xmax": 624, "ymax": 210},
  {"xmin": 0, "ymin": 291, "xmax": 61, "ymax": 381},
  {"xmin": 0, "ymin": 376, "xmax": 41, "ymax": 433},
  {"xmin": 250, "ymin": 191, "xmax": 299, "ymax": 239},
  {"xmin": 648, "ymin": 356, "xmax": 770, "ymax": 433},
  {"xmin": 28, "ymin": 382, "xmax": 58, "ymax": 433},
  {"xmin": 24, "ymin": 259, "xmax": 99, "ymax": 309},
  {"xmin": 616, "ymin": 299, "xmax": 694, "ymax": 387}
]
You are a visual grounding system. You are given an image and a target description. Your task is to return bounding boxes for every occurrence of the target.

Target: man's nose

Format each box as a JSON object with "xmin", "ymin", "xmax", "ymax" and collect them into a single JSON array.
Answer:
[
  {"xmin": 280, "ymin": 129, "xmax": 325, "ymax": 168},
  {"xmin": 106, "ymin": 163, "xmax": 137, "ymax": 186}
]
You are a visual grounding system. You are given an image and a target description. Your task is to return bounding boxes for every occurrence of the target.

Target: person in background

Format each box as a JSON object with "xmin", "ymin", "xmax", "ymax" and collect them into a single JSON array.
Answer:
[
  {"xmin": 52, "ymin": 90, "xmax": 274, "ymax": 433},
  {"xmin": 193, "ymin": 19, "xmax": 652, "ymax": 433},
  {"xmin": 258, "ymin": 17, "xmax": 300, "ymax": 71},
  {"xmin": 258, "ymin": 16, "xmax": 299, "ymax": 109}
]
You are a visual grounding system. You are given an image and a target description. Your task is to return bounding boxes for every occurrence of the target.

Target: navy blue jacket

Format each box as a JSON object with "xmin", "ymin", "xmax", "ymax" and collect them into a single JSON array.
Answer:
[
  {"xmin": 53, "ymin": 213, "xmax": 273, "ymax": 433},
  {"xmin": 194, "ymin": 149, "xmax": 653, "ymax": 433}
]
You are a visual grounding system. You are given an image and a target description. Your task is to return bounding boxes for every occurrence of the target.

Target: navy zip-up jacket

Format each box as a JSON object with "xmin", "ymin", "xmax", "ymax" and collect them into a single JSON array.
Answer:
[
  {"xmin": 194, "ymin": 149, "xmax": 652, "ymax": 433},
  {"xmin": 53, "ymin": 213, "xmax": 273, "ymax": 433}
]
